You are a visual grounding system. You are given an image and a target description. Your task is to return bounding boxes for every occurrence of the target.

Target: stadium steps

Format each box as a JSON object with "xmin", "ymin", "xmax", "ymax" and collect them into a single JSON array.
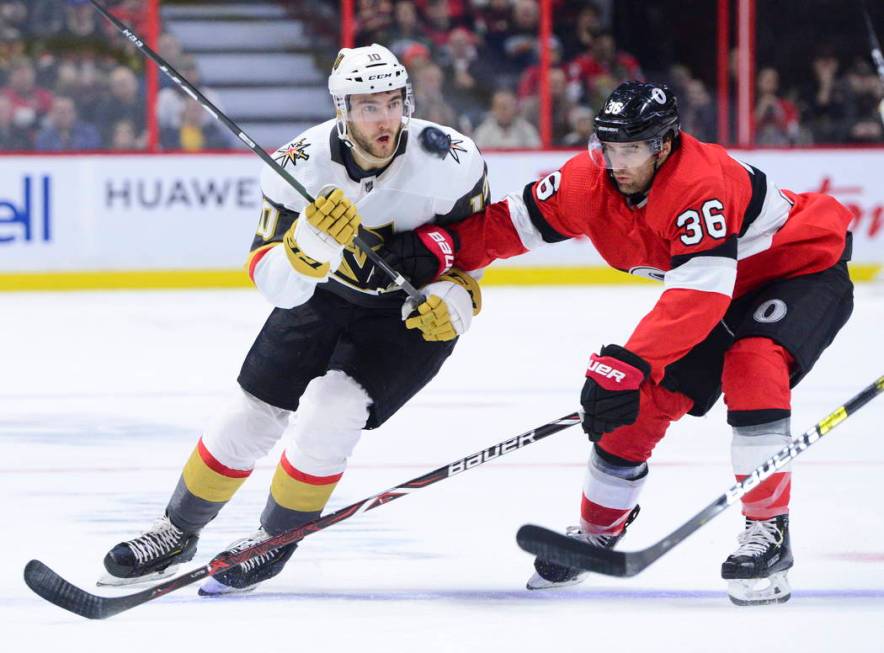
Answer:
[{"xmin": 160, "ymin": 1, "xmax": 333, "ymax": 148}]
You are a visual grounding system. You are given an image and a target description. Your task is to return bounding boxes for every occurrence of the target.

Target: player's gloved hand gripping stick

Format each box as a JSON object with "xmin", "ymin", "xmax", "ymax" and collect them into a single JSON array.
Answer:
[{"xmin": 86, "ymin": 0, "xmax": 426, "ymax": 305}]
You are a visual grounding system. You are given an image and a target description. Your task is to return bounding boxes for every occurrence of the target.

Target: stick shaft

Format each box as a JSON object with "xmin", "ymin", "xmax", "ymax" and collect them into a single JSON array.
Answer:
[
  {"xmin": 26, "ymin": 412, "xmax": 580, "ymax": 618},
  {"xmin": 88, "ymin": 1, "xmax": 425, "ymax": 303}
]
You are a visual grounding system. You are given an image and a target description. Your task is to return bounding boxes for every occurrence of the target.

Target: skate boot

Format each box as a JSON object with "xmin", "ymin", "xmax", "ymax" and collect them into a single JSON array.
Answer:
[
  {"xmin": 198, "ymin": 527, "xmax": 297, "ymax": 596},
  {"xmin": 99, "ymin": 513, "xmax": 199, "ymax": 586},
  {"xmin": 526, "ymin": 505, "xmax": 640, "ymax": 590},
  {"xmin": 721, "ymin": 514, "xmax": 793, "ymax": 606}
]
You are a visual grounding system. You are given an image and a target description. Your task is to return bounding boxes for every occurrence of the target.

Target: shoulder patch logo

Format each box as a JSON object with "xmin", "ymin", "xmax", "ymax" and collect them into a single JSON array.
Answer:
[
  {"xmin": 418, "ymin": 126, "xmax": 467, "ymax": 163},
  {"xmin": 275, "ymin": 138, "xmax": 310, "ymax": 168},
  {"xmin": 447, "ymin": 137, "xmax": 468, "ymax": 164}
]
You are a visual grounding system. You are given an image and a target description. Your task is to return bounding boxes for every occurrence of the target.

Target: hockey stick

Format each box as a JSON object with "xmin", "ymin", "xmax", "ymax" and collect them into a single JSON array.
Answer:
[
  {"xmin": 517, "ymin": 375, "xmax": 884, "ymax": 577},
  {"xmin": 860, "ymin": 0, "xmax": 884, "ymax": 123},
  {"xmin": 88, "ymin": 0, "xmax": 425, "ymax": 304},
  {"xmin": 24, "ymin": 412, "xmax": 580, "ymax": 619}
]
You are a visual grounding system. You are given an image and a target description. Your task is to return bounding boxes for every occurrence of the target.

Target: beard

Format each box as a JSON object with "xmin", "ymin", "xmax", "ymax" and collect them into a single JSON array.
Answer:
[{"xmin": 350, "ymin": 122, "xmax": 401, "ymax": 160}]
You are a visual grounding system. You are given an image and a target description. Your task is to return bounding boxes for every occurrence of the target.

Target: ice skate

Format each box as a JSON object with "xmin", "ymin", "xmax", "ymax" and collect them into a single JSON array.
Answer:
[
  {"xmin": 526, "ymin": 506, "xmax": 640, "ymax": 590},
  {"xmin": 99, "ymin": 514, "xmax": 199, "ymax": 586},
  {"xmin": 721, "ymin": 515, "xmax": 793, "ymax": 606},
  {"xmin": 198, "ymin": 527, "xmax": 297, "ymax": 596}
]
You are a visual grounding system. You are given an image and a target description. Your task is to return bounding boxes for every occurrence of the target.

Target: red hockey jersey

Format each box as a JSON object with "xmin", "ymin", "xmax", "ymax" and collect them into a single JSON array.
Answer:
[{"xmin": 450, "ymin": 133, "xmax": 853, "ymax": 381}]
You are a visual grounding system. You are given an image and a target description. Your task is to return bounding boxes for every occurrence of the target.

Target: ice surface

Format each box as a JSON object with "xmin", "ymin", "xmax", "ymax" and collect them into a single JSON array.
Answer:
[{"xmin": 1, "ymin": 285, "xmax": 882, "ymax": 652}]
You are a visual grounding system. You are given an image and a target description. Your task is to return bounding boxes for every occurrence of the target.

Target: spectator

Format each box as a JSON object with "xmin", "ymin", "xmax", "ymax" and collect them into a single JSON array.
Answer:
[
  {"xmin": 517, "ymin": 36, "xmax": 569, "ymax": 100},
  {"xmin": 93, "ymin": 65, "xmax": 145, "ymax": 147},
  {"xmin": 0, "ymin": 93, "xmax": 31, "ymax": 149},
  {"xmin": 55, "ymin": 0, "xmax": 102, "ymax": 44},
  {"xmin": 0, "ymin": 1, "xmax": 29, "ymax": 37},
  {"xmin": 160, "ymin": 97, "xmax": 229, "ymax": 151},
  {"xmin": 754, "ymin": 66, "xmax": 800, "ymax": 145},
  {"xmin": 388, "ymin": 1, "xmax": 432, "ymax": 60},
  {"xmin": 412, "ymin": 61, "xmax": 456, "ymax": 126},
  {"xmin": 28, "ymin": 0, "xmax": 66, "ymax": 37},
  {"xmin": 401, "ymin": 41, "xmax": 432, "ymax": 76},
  {"xmin": 844, "ymin": 60, "xmax": 884, "ymax": 143},
  {"xmin": 568, "ymin": 32, "xmax": 643, "ymax": 110},
  {"xmin": 35, "ymin": 95, "xmax": 101, "ymax": 150},
  {"xmin": 422, "ymin": 0, "xmax": 453, "ymax": 48},
  {"xmin": 0, "ymin": 27, "xmax": 27, "ymax": 86},
  {"xmin": 501, "ymin": 0, "xmax": 540, "ymax": 84},
  {"xmin": 355, "ymin": 0, "xmax": 394, "ymax": 46},
  {"xmin": 799, "ymin": 50, "xmax": 850, "ymax": 143},
  {"xmin": 473, "ymin": 0, "xmax": 513, "ymax": 60},
  {"xmin": 561, "ymin": 104, "xmax": 594, "ymax": 147},
  {"xmin": 473, "ymin": 89, "xmax": 541, "ymax": 148},
  {"xmin": 521, "ymin": 67, "xmax": 578, "ymax": 144},
  {"xmin": 109, "ymin": 118, "xmax": 137, "ymax": 150},
  {"xmin": 439, "ymin": 26, "xmax": 494, "ymax": 127},
  {"xmin": 156, "ymin": 56, "xmax": 228, "ymax": 144},
  {"xmin": 0, "ymin": 57, "xmax": 54, "ymax": 136},
  {"xmin": 559, "ymin": 3, "xmax": 602, "ymax": 60},
  {"xmin": 681, "ymin": 78, "xmax": 717, "ymax": 142}
]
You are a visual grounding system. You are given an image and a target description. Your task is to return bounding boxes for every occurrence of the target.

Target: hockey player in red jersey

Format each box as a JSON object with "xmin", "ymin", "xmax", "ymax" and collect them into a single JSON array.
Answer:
[{"xmin": 388, "ymin": 81, "xmax": 854, "ymax": 605}]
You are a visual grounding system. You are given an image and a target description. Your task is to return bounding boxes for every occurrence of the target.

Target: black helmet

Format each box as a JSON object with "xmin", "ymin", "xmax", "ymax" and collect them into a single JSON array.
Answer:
[{"xmin": 594, "ymin": 81, "xmax": 680, "ymax": 146}]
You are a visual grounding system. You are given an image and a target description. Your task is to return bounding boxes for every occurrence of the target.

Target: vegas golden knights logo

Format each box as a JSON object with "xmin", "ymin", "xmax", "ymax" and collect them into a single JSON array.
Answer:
[
  {"xmin": 274, "ymin": 138, "xmax": 310, "ymax": 168},
  {"xmin": 335, "ymin": 222, "xmax": 395, "ymax": 291}
]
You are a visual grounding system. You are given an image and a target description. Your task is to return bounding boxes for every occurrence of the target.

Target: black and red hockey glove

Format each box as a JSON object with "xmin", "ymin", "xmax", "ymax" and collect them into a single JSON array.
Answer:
[
  {"xmin": 580, "ymin": 344, "xmax": 651, "ymax": 442},
  {"xmin": 373, "ymin": 224, "xmax": 458, "ymax": 288}
]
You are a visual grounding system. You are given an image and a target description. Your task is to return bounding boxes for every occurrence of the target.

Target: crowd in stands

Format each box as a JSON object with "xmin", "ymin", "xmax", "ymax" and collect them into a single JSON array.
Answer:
[
  {"xmin": 0, "ymin": 0, "xmax": 882, "ymax": 151},
  {"xmin": 356, "ymin": 0, "xmax": 884, "ymax": 148},
  {"xmin": 0, "ymin": 0, "xmax": 230, "ymax": 151}
]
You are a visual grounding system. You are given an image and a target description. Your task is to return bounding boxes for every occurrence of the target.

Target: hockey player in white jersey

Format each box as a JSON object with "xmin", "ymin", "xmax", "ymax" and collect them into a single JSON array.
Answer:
[{"xmin": 100, "ymin": 44, "xmax": 489, "ymax": 595}]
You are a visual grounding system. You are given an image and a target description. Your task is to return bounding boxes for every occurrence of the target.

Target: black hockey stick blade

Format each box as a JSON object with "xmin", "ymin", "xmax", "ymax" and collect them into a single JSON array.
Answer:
[
  {"xmin": 24, "ymin": 559, "xmax": 213, "ymax": 620},
  {"xmin": 517, "ymin": 375, "xmax": 883, "ymax": 578},
  {"xmin": 25, "ymin": 412, "xmax": 579, "ymax": 619},
  {"xmin": 517, "ymin": 525, "xmax": 632, "ymax": 576}
]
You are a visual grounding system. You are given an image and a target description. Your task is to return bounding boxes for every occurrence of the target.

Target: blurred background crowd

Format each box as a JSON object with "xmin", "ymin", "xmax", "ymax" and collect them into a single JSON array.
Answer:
[{"xmin": 1, "ymin": 0, "xmax": 882, "ymax": 152}]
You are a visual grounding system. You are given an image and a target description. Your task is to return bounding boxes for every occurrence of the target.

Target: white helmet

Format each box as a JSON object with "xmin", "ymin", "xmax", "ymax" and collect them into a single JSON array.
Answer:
[{"xmin": 328, "ymin": 44, "xmax": 414, "ymax": 154}]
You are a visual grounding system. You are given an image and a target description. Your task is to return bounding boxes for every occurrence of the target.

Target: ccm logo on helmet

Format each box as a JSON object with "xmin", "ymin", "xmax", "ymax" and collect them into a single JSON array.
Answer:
[
  {"xmin": 587, "ymin": 360, "xmax": 626, "ymax": 383},
  {"xmin": 368, "ymin": 73, "xmax": 394, "ymax": 80}
]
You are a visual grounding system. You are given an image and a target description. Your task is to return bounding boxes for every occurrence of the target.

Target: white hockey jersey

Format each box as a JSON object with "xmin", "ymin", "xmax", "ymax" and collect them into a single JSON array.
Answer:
[{"xmin": 246, "ymin": 118, "xmax": 488, "ymax": 308}]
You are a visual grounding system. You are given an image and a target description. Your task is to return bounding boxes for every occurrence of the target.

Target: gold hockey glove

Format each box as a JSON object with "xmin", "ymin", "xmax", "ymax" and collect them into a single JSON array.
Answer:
[{"xmin": 403, "ymin": 269, "xmax": 482, "ymax": 342}]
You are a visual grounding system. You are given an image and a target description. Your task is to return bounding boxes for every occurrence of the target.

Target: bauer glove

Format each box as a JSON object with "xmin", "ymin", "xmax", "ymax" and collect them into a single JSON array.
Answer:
[
  {"xmin": 283, "ymin": 187, "xmax": 361, "ymax": 279},
  {"xmin": 580, "ymin": 344, "xmax": 650, "ymax": 442},
  {"xmin": 375, "ymin": 224, "xmax": 458, "ymax": 289},
  {"xmin": 402, "ymin": 268, "xmax": 481, "ymax": 342}
]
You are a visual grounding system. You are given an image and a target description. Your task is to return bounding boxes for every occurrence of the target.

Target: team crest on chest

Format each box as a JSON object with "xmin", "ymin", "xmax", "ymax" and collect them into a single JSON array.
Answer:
[
  {"xmin": 336, "ymin": 222, "xmax": 396, "ymax": 290},
  {"xmin": 275, "ymin": 138, "xmax": 310, "ymax": 168}
]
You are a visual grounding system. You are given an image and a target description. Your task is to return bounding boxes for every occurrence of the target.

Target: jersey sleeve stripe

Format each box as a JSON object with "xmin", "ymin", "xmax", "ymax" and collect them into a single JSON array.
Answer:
[
  {"xmin": 522, "ymin": 182, "xmax": 570, "ymax": 243},
  {"xmin": 670, "ymin": 235, "xmax": 737, "ymax": 268},
  {"xmin": 505, "ymin": 191, "xmax": 547, "ymax": 250},
  {"xmin": 664, "ymin": 255, "xmax": 737, "ymax": 296},
  {"xmin": 434, "ymin": 162, "xmax": 490, "ymax": 225},
  {"xmin": 738, "ymin": 164, "xmax": 768, "ymax": 237}
]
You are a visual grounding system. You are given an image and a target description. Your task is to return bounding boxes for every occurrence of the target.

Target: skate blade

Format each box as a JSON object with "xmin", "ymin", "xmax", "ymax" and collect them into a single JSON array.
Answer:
[
  {"xmin": 197, "ymin": 576, "xmax": 258, "ymax": 597},
  {"xmin": 526, "ymin": 571, "xmax": 588, "ymax": 591},
  {"xmin": 96, "ymin": 565, "xmax": 179, "ymax": 588},
  {"xmin": 727, "ymin": 573, "xmax": 791, "ymax": 606}
]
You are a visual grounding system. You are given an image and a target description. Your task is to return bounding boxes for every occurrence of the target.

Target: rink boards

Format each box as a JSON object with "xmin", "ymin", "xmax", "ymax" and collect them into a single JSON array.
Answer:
[{"xmin": 0, "ymin": 148, "xmax": 881, "ymax": 290}]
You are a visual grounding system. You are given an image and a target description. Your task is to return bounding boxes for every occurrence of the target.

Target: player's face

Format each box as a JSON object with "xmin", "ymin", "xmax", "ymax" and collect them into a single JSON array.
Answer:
[
  {"xmin": 348, "ymin": 90, "xmax": 405, "ymax": 159},
  {"xmin": 590, "ymin": 135, "xmax": 666, "ymax": 195}
]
